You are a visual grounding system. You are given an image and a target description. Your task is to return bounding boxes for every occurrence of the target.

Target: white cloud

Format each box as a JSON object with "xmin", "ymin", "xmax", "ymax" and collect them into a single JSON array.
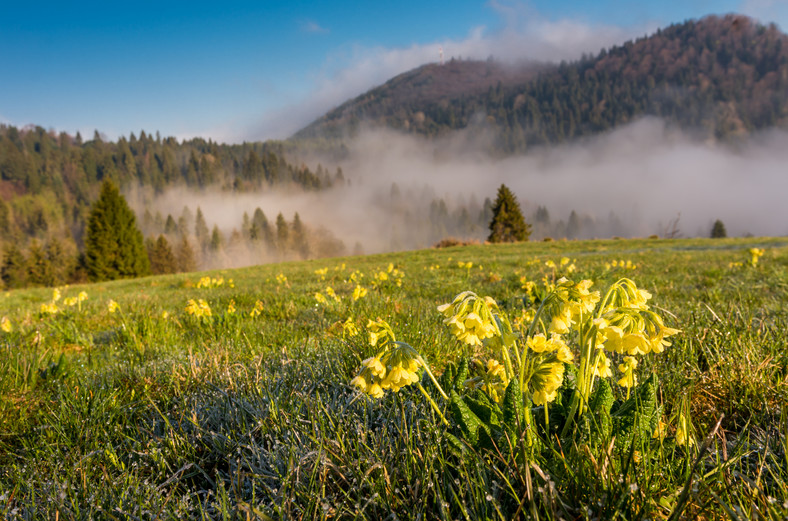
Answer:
[{"xmin": 242, "ymin": 6, "xmax": 660, "ymax": 141}]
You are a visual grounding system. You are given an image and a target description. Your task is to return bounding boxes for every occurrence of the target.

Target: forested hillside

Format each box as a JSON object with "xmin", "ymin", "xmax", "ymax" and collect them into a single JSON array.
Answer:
[
  {"xmin": 295, "ymin": 14, "xmax": 788, "ymax": 152},
  {"xmin": 0, "ymin": 125, "xmax": 346, "ymax": 288}
]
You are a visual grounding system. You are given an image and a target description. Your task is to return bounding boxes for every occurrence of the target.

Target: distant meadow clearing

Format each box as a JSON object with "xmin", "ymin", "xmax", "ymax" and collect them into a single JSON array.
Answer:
[{"xmin": 1, "ymin": 237, "xmax": 787, "ymax": 520}]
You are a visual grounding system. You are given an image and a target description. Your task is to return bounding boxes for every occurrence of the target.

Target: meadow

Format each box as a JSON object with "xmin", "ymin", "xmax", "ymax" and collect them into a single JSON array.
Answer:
[{"xmin": 1, "ymin": 237, "xmax": 787, "ymax": 520}]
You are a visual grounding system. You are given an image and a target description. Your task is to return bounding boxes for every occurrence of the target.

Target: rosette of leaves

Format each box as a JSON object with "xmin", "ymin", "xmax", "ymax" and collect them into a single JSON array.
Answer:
[{"xmin": 446, "ymin": 375, "xmax": 541, "ymax": 459}]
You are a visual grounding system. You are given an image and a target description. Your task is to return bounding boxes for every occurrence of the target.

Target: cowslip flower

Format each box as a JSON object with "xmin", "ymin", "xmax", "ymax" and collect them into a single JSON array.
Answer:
[
  {"xmin": 249, "ymin": 300, "xmax": 263, "ymax": 317},
  {"xmin": 108, "ymin": 300, "xmax": 120, "ymax": 313},
  {"xmin": 40, "ymin": 302, "xmax": 59, "ymax": 315},
  {"xmin": 617, "ymin": 356, "xmax": 638, "ymax": 388},
  {"xmin": 1, "ymin": 316, "xmax": 12, "ymax": 333},
  {"xmin": 352, "ymin": 284, "xmax": 368, "ymax": 301},
  {"xmin": 342, "ymin": 317, "xmax": 359, "ymax": 337}
]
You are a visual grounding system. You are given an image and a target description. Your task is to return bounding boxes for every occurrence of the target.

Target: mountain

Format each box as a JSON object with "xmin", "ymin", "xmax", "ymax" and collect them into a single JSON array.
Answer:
[{"xmin": 294, "ymin": 14, "xmax": 788, "ymax": 152}]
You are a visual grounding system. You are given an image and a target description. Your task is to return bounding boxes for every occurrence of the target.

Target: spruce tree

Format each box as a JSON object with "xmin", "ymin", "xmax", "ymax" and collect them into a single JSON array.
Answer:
[
  {"xmin": 1, "ymin": 243, "xmax": 28, "ymax": 289},
  {"xmin": 84, "ymin": 180, "xmax": 150, "ymax": 281},
  {"xmin": 175, "ymin": 236, "xmax": 197, "ymax": 273},
  {"xmin": 147, "ymin": 235, "xmax": 177, "ymax": 274},
  {"xmin": 291, "ymin": 212, "xmax": 310, "ymax": 259},
  {"xmin": 487, "ymin": 184, "xmax": 531, "ymax": 243},
  {"xmin": 710, "ymin": 219, "xmax": 727, "ymax": 238}
]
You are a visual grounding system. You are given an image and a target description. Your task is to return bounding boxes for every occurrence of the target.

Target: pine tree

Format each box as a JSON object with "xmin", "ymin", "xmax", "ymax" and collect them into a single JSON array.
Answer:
[
  {"xmin": 1, "ymin": 243, "xmax": 28, "ymax": 289},
  {"xmin": 291, "ymin": 212, "xmax": 310, "ymax": 259},
  {"xmin": 27, "ymin": 240, "xmax": 54, "ymax": 286},
  {"xmin": 276, "ymin": 212, "xmax": 289, "ymax": 254},
  {"xmin": 84, "ymin": 180, "xmax": 150, "ymax": 281},
  {"xmin": 209, "ymin": 225, "xmax": 224, "ymax": 252},
  {"xmin": 194, "ymin": 207, "xmax": 209, "ymax": 250},
  {"xmin": 175, "ymin": 236, "xmax": 197, "ymax": 273},
  {"xmin": 710, "ymin": 219, "xmax": 727, "ymax": 238},
  {"xmin": 487, "ymin": 184, "xmax": 531, "ymax": 243},
  {"xmin": 148, "ymin": 235, "xmax": 177, "ymax": 274}
]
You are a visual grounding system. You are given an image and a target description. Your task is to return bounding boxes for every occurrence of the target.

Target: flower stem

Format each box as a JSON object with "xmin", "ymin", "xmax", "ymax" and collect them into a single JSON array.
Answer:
[{"xmin": 416, "ymin": 382, "xmax": 449, "ymax": 426}]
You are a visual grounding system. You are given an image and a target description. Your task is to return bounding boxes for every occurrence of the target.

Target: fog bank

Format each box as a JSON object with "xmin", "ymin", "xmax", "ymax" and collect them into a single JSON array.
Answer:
[{"xmin": 135, "ymin": 118, "xmax": 788, "ymax": 269}]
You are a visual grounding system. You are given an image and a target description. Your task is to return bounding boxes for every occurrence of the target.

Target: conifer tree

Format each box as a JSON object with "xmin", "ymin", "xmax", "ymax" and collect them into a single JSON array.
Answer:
[
  {"xmin": 27, "ymin": 240, "xmax": 54, "ymax": 286},
  {"xmin": 175, "ymin": 236, "xmax": 197, "ymax": 273},
  {"xmin": 710, "ymin": 219, "xmax": 727, "ymax": 238},
  {"xmin": 147, "ymin": 235, "xmax": 177, "ymax": 274},
  {"xmin": 1, "ymin": 243, "xmax": 28, "ymax": 289},
  {"xmin": 194, "ymin": 207, "xmax": 210, "ymax": 250},
  {"xmin": 84, "ymin": 180, "xmax": 150, "ymax": 281},
  {"xmin": 291, "ymin": 212, "xmax": 310, "ymax": 259},
  {"xmin": 487, "ymin": 184, "xmax": 531, "ymax": 243},
  {"xmin": 276, "ymin": 212, "xmax": 289, "ymax": 254},
  {"xmin": 209, "ymin": 225, "xmax": 224, "ymax": 252}
]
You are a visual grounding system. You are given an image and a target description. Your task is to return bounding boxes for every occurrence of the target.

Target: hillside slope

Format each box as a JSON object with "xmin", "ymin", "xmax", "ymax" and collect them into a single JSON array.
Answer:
[{"xmin": 294, "ymin": 14, "xmax": 788, "ymax": 151}]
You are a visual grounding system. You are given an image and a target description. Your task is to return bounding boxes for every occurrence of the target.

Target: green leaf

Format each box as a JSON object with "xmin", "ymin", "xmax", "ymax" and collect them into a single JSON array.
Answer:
[
  {"xmin": 502, "ymin": 377, "xmax": 524, "ymax": 431},
  {"xmin": 449, "ymin": 391, "xmax": 485, "ymax": 446},
  {"xmin": 453, "ymin": 358, "xmax": 469, "ymax": 390}
]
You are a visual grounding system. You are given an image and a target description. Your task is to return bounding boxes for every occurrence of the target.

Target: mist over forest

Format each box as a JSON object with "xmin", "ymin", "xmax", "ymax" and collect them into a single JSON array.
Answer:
[{"xmin": 132, "ymin": 116, "xmax": 788, "ymax": 271}]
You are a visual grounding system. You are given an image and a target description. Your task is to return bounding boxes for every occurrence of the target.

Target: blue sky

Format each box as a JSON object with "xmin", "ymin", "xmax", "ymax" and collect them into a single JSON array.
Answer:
[{"xmin": 2, "ymin": 0, "xmax": 786, "ymax": 143}]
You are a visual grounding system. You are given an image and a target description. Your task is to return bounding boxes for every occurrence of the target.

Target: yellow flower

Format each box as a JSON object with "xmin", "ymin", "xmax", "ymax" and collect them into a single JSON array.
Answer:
[
  {"xmin": 315, "ymin": 267, "xmax": 328, "ymax": 280},
  {"xmin": 342, "ymin": 317, "xmax": 359, "ymax": 337},
  {"xmin": 314, "ymin": 292, "xmax": 327, "ymax": 304},
  {"xmin": 108, "ymin": 300, "xmax": 120, "ymax": 313},
  {"xmin": 593, "ymin": 352, "xmax": 613, "ymax": 378},
  {"xmin": 361, "ymin": 356, "xmax": 387, "ymax": 378},
  {"xmin": 675, "ymin": 411, "xmax": 695, "ymax": 447},
  {"xmin": 352, "ymin": 284, "xmax": 368, "ymax": 301},
  {"xmin": 162, "ymin": 310, "xmax": 170, "ymax": 319},
  {"xmin": 325, "ymin": 286, "xmax": 341, "ymax": 303},
  {"xmin": 1, "ymin": 316, "xmax": 12, "ymax": 333},
  {"xmin": 276, "ymin": 273, "xmax": 288, "ymax": 284},
  {"xmin": 486, "ymin": 359, "xmax": 506, "ymax": 380},
  {"xmin": 617, "ymin": 356, "xmax": 638, "ymax": 388},
  {"xmin": 530, "ymin": 361, "xmax": 565, "ymax": 405},
  {"xmin": 227, "ymin": 300, "xmax": 236, "ymax": 314},
  {"xmin": 52, "ymin": 288, "xmax": 61, "ymax": 302},
  {"xmin": 526, "ymin": 333, "xmax": 549, "ymax": 353},
  {"xmin": 77, "ymin": 291, "xmax": 88, "ymax": 302},
  {"xmin": 249, "ymin": 300, "xmax": 263, "ymax": 317},
  {"xmin": 63, "ymin": 296, "xmax": 78, "ymax": 307},
  {"xmin": 548, "ymin": 305, "xmax": 574, "ymax": 335},
  {"xmin": 40, "ymin": 302, "xmax": 59, "ymax": 314}
]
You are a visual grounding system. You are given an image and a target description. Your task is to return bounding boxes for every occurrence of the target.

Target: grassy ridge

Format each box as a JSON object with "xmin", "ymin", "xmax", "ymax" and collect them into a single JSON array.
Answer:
[{"xmin": 1, "ymin": 237, "xmax": 787, "ymax": 519}]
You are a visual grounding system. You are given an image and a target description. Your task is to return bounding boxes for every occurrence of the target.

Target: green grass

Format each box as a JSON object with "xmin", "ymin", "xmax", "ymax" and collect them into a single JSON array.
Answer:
[{"xmin": 1, "ymin": 236, "xmax": 787, "ymax": 519}]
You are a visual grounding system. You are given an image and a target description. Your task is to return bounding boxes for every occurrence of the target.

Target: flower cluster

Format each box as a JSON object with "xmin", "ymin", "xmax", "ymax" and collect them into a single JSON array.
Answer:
[
  {"xmin": 371, "ymin": 263, "xmax": 404, "ymax": 290},
  {"xmin": 275, "ymin": 273, "xmax": 288, "ymax": 285},
  {"xmin": 604, "ymin": 259, "xmax": 638, "ymax": 271},
  {"xmin": 352, "ymin": 285, "xmax": 368, "ymax": 301},
  {"xmin": 1, "ymin": 316, "xmax": 12, "ymax": 333},
  {"xmin": 437, "ymin": 291, "xmax": 501, "ymax": 347},
  {"xmin": 185, "ymin": 298, "xmax": 212, "ymax": 318},
  {"xmin": 62, "ymin": 291, "xmax": 89, "ymax": 309},
  {"xmin": 107, "ymin": 300, "xmax": 120, "ymax": 313},
  {"xmin": 748, "ymin": 247, "xmax": 765, "ymax": 267},
  {"xmin": 196, "ymin": 276, "xmax": 233, "ymax": 289},
  {"xmin": 249, "ymin": 300, "xmax": 264, "ymax": 317},
  {"xmin": 351, "ymin": 319, "xmax": 424, "ymax": 399},
  {"xmin": 39, "ymin": 288, "xmax": 64, "ymax": 315}
]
